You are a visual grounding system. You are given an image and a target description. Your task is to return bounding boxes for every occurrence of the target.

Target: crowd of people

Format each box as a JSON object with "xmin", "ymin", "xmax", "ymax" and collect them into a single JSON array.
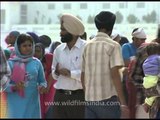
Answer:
[{"xmin": 0, "ymin": 11, "xmax": 160, "ymax": 119}]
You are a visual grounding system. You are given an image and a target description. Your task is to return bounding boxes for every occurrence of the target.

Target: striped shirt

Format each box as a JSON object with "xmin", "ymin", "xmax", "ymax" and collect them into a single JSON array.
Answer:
[{"xmin": 81, "ymin": 32, "xmax": 124, "ymax": 101}]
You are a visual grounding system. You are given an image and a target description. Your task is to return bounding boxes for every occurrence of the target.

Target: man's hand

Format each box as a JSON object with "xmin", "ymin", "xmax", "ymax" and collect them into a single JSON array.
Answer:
[
  {"xmin": 38, "ymin": 86, "xmax": 46, "ymax": 94},
  {"xmin": 142, "ymin": 103, "xmax": 150, "ymax": 113},
  {"xmin": 120, "ymin": 105, "xmax": 130, "ymax": 118},
  {"xmin": 55, "ymin": 63, "xmax": 71, "ymax": 77},
  {"xmin": 55, "ymin": 63, "xmax": 60, "ymax": 76},
  {"xmin": 59, "ymin": 68, "xmax": 71, "ymax": 77}
]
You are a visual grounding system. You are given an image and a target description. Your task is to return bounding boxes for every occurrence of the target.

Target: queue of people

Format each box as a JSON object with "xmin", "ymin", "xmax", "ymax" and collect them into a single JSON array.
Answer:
[{"xmin": 0, "ymin": 11, "xmax": 160, "ymax": 119}]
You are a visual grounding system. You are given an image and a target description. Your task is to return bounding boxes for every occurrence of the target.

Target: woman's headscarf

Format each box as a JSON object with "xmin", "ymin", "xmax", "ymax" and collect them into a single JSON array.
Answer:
[
  {"xmin": 49, "ymin": 41, "xmax": 61, "ymax": 53},
  {"xmin": 35, "ymin": 43, "xmax": 45, "ymax": 61},
  {"xmin": 13, "ymin": 33, "xmax": 35, "ymax": 59}
]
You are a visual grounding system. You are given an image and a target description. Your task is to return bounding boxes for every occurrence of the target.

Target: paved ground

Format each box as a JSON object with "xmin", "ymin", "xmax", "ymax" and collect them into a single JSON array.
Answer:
[{"xmin": 136, "ymin": 105, "xmax": 149, "ymax": 118}]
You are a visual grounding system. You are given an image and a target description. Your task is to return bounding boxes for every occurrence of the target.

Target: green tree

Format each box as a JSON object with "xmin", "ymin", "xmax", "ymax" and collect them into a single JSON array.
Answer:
[
  {"xmin": 127, "ymin": 14, "xmax": 138, "ymax": 24},
  {"xmin": 142, "ymin": 10, "xmax": 157, "ymax": 23},
  {"xmin": 150, "ymin": 10, "xmax": 156, "ymax": 23},
  {"xmin": 41, "ymin": 14, "xmax": 45, "ymax": 24},
  {"xmin": 34, "ymin": 10, "xmax": 40, "ymax": 24},
  {"xmin": 34, "ymin": 17, "xmax": 38, "ymax": 24},
  {"xmin": 48, "ymin": 17, "xmax": 52, "ymax": 24},
  {"xmin": 115, "ymin": 11, "xmax": 123, "ymax": 24},
  {"xmin": 87, "ymin": 15, "xmax": 94, "ymax": 24},
  {"xmin": 76, "ymin": 15, "xmax": 82, "ymax": 20},
  {"xmin": 143, "ymin": 14, "xmax": 150, "ymax": 23},
  {"xmin": 57, "ymin": 14, "xmax": 62, "ymax": 21}
]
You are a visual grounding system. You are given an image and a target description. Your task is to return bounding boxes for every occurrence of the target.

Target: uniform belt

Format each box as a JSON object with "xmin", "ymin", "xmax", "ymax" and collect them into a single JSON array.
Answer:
[{"xmin": 57, "ymin": 89, "xmax": 84, "ymax": 95}]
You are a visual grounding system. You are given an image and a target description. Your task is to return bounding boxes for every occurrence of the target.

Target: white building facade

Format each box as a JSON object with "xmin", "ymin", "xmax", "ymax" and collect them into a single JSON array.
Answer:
[{"xmin": 1, "ymin": 1, "xmax": 160, "ymax": 47}]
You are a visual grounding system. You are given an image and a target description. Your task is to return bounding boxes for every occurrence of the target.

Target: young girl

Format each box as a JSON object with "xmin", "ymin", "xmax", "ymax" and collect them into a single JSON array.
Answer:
[
  {"xmin": 34, "ymin": 43, "xmax": 56, "ymax": 118},
  {"xmin": 4, "ymin": 33, "xmax": 47, "ymax": 118}
]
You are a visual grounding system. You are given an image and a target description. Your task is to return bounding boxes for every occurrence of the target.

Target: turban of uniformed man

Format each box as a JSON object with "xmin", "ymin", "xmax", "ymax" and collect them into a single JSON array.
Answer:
[
  {"xmin": 132, "ymin": 28, "xmax": 147, "ymax": 39},
  {"xmin": 60, "ymin": 13, "xmax": 85, "ymax": 36}
]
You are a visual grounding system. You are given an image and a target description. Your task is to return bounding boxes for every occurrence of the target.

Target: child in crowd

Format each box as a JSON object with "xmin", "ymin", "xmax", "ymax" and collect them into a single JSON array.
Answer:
[{"xmin": 142, "ymin": 42, "xmax": 160, "ymax": 119}]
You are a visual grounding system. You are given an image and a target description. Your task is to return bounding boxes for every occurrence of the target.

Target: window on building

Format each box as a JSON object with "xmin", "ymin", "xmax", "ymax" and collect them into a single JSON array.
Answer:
[
  {"xmin": 80, "ymin": 3, "xmax": 87, "ymax": 9},
  {"xmin": 20, "ymin": 4, "xmax": 27, "ymax": 24},
  {"xmin": 137, "ymin": 3, "xmax": 145, "ymax": 8},
  {"xmin": 119, "ymin": 3, "xmax": 127, "ymax": 8},
  {"xmin": 103, "ymin": 3, "xmax": 110, "ymax": 9},
  {"xmin": 48, "ymin": 4, "xmax": 55, "ymax": 10},
  {"xmin": 1, "ymin": 9, "xmax": 5, "ymax": 24},
  {"xmin": 125, "ymin": 3, "xmax": 128, "ymax": 8},
  {"xmin": 64, "ymin": 3, "xmax": 71, "ymax": 9},
  {"xmin": 119, "ymin": 3, "xmax": 124, "ymax": 8}
]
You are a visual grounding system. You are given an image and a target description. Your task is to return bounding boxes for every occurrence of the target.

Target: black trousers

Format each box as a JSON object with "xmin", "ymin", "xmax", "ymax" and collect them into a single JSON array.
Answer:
[{"xmin": 46, "ymin": 89, "xmax": 85, "ymax": 119}]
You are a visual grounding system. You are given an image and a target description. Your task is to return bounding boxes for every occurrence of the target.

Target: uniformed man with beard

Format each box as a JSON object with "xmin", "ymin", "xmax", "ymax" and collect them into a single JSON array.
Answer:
[{"xmin": 50, "ymin": 13, "xmax": 86, "ymax": 119}]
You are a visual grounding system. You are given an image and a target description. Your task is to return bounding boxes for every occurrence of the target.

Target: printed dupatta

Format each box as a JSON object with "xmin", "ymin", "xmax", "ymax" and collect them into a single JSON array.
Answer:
[{"xmin": 10, "ymin": 57, "xmax": 33, "ymax": 97}]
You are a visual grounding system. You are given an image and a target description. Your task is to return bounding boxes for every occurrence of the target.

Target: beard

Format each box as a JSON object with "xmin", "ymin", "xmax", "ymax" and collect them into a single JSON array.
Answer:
[{"xmin": 61, "ymin": 33, "xmax": 73, "ymax": 43}]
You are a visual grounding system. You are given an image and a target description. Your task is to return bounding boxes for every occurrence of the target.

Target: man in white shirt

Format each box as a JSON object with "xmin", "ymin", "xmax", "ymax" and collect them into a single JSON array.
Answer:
[{"xmin": 51, "ymin": 13, "xmax": 86, "ymax": 119}]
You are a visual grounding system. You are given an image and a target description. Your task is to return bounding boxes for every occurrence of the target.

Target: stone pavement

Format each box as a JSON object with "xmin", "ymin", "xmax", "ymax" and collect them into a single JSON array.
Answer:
[{"xmin": 136, "ymin": 105, "xmax": 149, "ymax": 118}]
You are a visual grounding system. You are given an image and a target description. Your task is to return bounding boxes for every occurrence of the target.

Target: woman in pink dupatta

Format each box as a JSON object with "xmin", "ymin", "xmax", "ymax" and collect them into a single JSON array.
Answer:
[{"xmin": 4, "ymin": 33, "xmax": 47, "ymax": 118}]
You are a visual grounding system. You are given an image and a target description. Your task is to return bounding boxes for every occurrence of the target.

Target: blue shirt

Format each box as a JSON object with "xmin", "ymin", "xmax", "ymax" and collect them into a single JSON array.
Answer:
[{"xmin": 122, "ymin": 43, "xmax": 137, "ymax": 61}]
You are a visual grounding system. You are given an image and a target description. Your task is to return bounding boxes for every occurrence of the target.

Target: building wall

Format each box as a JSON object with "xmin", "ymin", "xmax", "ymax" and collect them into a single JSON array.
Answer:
[
  {"xmin": 1, "ymin": 2, "xmax": 159, "ymax": 45},
  {"xmin": 1, "ymin": 1, "xmax": 160, "ymax": 28}
]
